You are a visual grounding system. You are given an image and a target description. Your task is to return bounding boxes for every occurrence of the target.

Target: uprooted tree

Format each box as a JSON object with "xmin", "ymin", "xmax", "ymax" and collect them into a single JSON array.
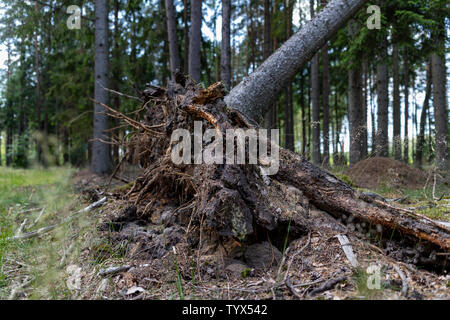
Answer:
[{"xmin": 105, "ymin": 0, "xmax": 449, "ymax": 271}]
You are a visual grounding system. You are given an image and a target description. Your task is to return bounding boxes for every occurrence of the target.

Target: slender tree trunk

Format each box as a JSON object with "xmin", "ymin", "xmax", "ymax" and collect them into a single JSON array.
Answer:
[
  {"xmin": 189, "ymin": 0, "xmax": 202, "ymax": 82},
  {"xmin": 310, "ymin": 0, "xmax": 321, "ymax": 164},
  {"xmin": 221, "ymin": 0, "xmax": 231, "ymax": 89},
  {"xmin": 225, "ymin": 0, "xmax": 369, "ymax": 123},
  {"xmin": 92, "ymin": 0, "xmax": 111, "ymax": 174},
  {"xmin": 112, "ymin": 0, "xmax": 121, "ymax": 165},
  {"xmin": 301, "ymin": 74, "xmax": 306, "ymax": 155},
  {"xmin": 361, "ymin": 54, "xmax": 368, "ymax": 158},
  {"xmin": 284, "ymin": 0, "xmax": 295, "ymax": 151},
  {"xmin": 263, "ymin": 0, "xmax": 275, "ymax": 130},
  {"xmin": 201, "ymin": 38, "xmax": 211, "ymax": 84},
  {"xmin": 165, "ymin": 0, "xmax": 181, "ymax": 80},
  {"xmin": 431, "ymin": 52, "xmax": 448, "ymax": 170},
  {"xmin": 416, "ymin": 62, "xmax": 431, "ymax": 168},
  {"xmin": 321, "ymin": 0, "xmax": 330, "ymax": 165},
  {"xmin": 183, "ymin": 0, "xmax": 189, "ymax": 74},
  {"xmin": 392, "ymin": 43, "xmax": 401, "ymax": 160},
  {"xmin": 375, "ymin": 43, "xmax": 388, "ymax": 157},
  {"xmin": 307, "ymin": 67, "xmax": 311, "ymax": 159},
  {"xmin": 348, "ymin": 21, "xmax": 363, "ymax": 166},
  {"xmin": 403, "ymin": 47, "xmax": 409, "ymax": 163},
  {"xmin": 34, "ymin": 1, "xmax": 42, "ymax": 165}
]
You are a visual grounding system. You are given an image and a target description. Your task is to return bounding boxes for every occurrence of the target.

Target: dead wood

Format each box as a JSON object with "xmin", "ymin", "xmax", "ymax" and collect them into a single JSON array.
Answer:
[{"xmin": 107, "ymin": 78, "xmax": 449, "ymax": 272}]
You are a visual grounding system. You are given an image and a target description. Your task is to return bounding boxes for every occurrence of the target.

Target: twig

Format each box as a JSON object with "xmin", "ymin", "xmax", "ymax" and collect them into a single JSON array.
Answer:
[
  {"xmin": 286, "ymin": 276, "xmax": 302, "ymax": 299},
  {"xmin": 283, "ymin": 232, "xmax": 312, "ymax": 282},
  {"xmin": 28, "ymin": 207, "xmax": 45, "ymax": 230},
  {"xmin": 308, "ymin": 276, "xmax": 347, "ymax": 296},
  {"xmin": 393, "ymin": 264, "xmax": 408, "ymax": 297},
  {"xmin": 7, "ymin": 197, "xmax": 107, "ymax": 241},
  {"xmin": 16, "ymin": 219, "xmax": 28, "ymax": 236},
  {"xmin": 91, "ymin": 98, "xmax": 164, "ymax": 136},
  {"xmin": 16, "ymin": 207, "xmax": 41, "ymax": 215},
  {"xmin": 98, "ymin": 263, "xmax": 150, "ymax": 277},
  {"xmin": 97, "ymin": 81, "xmax": 143, "ymax": 102},
  {"xmin": 98, "ymin": 265, "xmax": 131, "ymax": 276}
]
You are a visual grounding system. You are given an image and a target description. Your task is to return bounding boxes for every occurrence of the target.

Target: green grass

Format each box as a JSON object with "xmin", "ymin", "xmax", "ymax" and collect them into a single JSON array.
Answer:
[
  {"xmin": 372, "ymin": 183, "xmax": 450, "ymax": 222},
  {"xmin": 0, "ymin": 166, "xmax": 101, "ymax": 299},
  {"xmin": 330, "ymin": 166, "xmax": 449, "ymax": 222}
]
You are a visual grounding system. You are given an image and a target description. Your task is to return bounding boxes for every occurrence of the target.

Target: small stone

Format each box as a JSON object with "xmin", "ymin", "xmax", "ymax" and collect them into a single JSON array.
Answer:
[
  {"xmin": 244, "ymin": 242, "xmax": 282, "ymax": 269},
  {"xmin": 225, "ymin": 262, "xmax": 250, "ymax": 277}
]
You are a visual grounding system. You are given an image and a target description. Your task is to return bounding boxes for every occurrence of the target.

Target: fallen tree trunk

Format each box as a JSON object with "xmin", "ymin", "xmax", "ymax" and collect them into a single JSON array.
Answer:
[
  {"xmin": 108, "ymin": 80, "xmax": 448, "ymax": 272},
  {"xmin": 277, "ymin": 151, "xmax": 450, "ymax": 251},
  {"xmin": 102, "ymin": 0, "xmax": 447, "ymax": 272},
  {"xmin": 225, "ymin": 0, "xmax": 369, "ymax": 123}
]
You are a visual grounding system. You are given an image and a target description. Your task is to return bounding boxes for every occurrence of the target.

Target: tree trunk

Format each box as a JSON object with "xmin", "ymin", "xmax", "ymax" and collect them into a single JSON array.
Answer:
[
  {"xmin": 348, "ymin": 63, "xmax": 363, "ymax": 165},
  {"xmin": 224, "ymin": 0, "xmax": 369, "ymax": 123},
  {"xmin": 431, "ymin": 52, "xmax": 448, "ymax": 171},
  {"xmin": 416, "ymin": 61, "xmax": 431, "ymax": 168},
  {"xmin": 403, "ymin": 47, "xmax": 409, "ymax": 163},
  {"xmin": 112, "ymin": 0, "xmax": 121, "ymax": 165},
  {"xmin": 189, "ymin": 0, "xmax": 202, "ymax": 82},
  {"xmin": 165, "ymin": 0, "xmax": 181, "ymax": 80},
  {"xmin": 92, "ymin": 0, "xmax": 111, "ymax": 174},
  {"xmin": 284, "ymin": 0, "xmax": 295, "ymax": 152},
  {"xmin": 375, "ymin": 44, "xmax": 388, "ymax": 157},
  {"xmin": 301, "ymin": 74, "xmax": 307, "ymax": 155},
  {"xmin": 263, "ymin": 0, "xmax": 276, "ymax": 130},
  {"xmin": 221, "ymin": 0, "xmax": 231, "ymax": 89},
  {"xmin": 183, "ymin": 0, "xmax": 189, "ymax": 74},
  {"xmin": 348, "ymin": 21, "xmax": 363, "ymax": 166},
  {"xmin": 309, "ymin": 0, "xmax": 321, "ymax": 164},
  {"xmin": 34, "ymin": 1, "xmax": 43, "ymax": 165},
  {"xmin": 321, "ymin": 27, "xmax": 330, "ymax": 166},
  {"xmin": 392, "ymin": 43, "xmax": 401, "ymax": 160},
  {"xmin": 361, "ymin": 54, "xmax": 368, "ymax": 158}
]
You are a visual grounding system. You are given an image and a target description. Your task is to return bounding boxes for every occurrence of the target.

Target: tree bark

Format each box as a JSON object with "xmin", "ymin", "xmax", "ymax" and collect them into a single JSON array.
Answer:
[
  {"xmin": 403, "ymin": 47, "xmax": 409, "ymax": 163},
  {"xmin": 310, "ymin": 0, "xmax": 321, "ymax": 164},
  {"xmin": 431, "ymin": 52, "xmax": 449, "ymax": 171},
  {"xmin": 225, "ymin": 0, "xmax": 369, "ymax": 124},
  {"xmin": 221, "ymin": 0, "xmax": 231, "ymax": 89},
  {"xmin": 284, "ymin": 0, "xmax": 295, "ymax": 152},
  {"xmin": 321, "ymin": 13, "xmax": 330, "ymax": 165},
  {"xmin": 300, "ymin": 74, "xmax": 307, "ymax": 155},
  {"xmin": 263, "ymin": 0, "xmax": 276, "ymax": 130},
  {"xmin": 375, "ymin": 44, "xmax": 389, "ymax": 157},
  {"xmin": 112, "ymin": 0, "xmax": 121, "ymax": 165},
  {"xmin": 92, "ymin": 0, "xmax": 111, "ymax": 174},
  {"xmin": 392, "ymin": 43, "xmax": 401, "ymax": 160},
  {"xmin": 416, "ymin": 61, "xmax": 431, "ymax": 168},
  {"xmin": 34, "ymin": 1, "xmax": 43, "ymax": 165},
  {"xmin": 189, "ymin": 0, "xmax": 202, "ymax": 82},
  {"xmin": 361, "ymin": 54, "xmax": 368, "ymax": 158},
  {"xmin": 348, "ymin": 20, "xmax": 363, "ymax": 166},
  {"xmin": 183, "ymin": 0, "xmax": 189, "ymax": 74},
  {"xmin": 165, "ymin": 0, "xmax": 181, "ymax": 80}
]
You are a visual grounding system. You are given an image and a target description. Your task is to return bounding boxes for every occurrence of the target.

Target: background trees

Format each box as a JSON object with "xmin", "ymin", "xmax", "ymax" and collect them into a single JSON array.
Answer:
[{"xmin": 0, "ymin": 0, "xmax": 447, "ymax": 172}]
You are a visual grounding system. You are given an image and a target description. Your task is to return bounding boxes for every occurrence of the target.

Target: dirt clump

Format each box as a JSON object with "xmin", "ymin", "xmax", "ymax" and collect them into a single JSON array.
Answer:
[{"xmin": 346, "ymin": 157, "xmax": 427, "ymax": 190}]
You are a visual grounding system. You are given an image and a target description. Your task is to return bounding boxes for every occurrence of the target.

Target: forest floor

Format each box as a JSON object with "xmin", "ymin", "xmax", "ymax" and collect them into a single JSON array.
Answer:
[{"xmin": 0, "ymin": 162, "xmax": 448, "ymax": 300}]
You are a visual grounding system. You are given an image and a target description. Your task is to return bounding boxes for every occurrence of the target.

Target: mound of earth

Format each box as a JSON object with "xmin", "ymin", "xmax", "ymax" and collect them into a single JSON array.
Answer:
[{"xmin": 346, "ymin": 157, "xmax": 427, "ymax": 190}]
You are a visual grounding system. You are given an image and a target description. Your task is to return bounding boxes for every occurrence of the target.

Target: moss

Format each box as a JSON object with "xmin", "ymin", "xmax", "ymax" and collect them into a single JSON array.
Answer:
[{"xmin": 334, "ymin": 173, "xmax": 356, "ymax": 187}]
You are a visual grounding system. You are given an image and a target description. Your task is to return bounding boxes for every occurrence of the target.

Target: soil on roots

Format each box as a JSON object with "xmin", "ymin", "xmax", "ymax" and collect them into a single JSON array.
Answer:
[{"xmin": 77, "ymin": 78, "xmax": 449, "ymax": 300}]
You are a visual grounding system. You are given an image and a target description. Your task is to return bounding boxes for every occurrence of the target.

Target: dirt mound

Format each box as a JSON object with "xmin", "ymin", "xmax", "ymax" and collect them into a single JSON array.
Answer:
[{"xmin": 346, "ymin": 157, "xmax": 427, "ymax": 190}]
